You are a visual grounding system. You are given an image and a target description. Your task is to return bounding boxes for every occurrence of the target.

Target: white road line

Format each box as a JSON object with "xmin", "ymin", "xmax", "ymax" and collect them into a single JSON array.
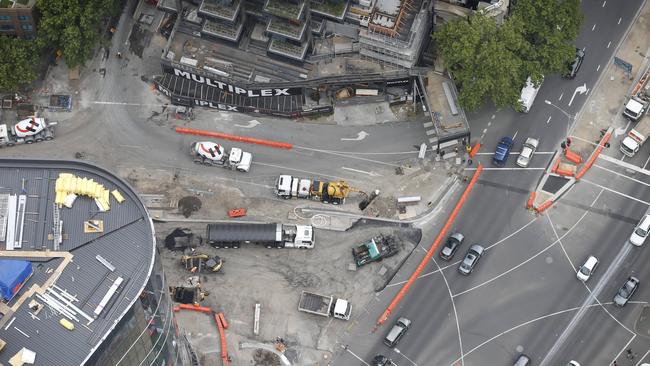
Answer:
[
  {"xmin": 341, "ymin": 167, "xmax": 382, "ymax": 177},
  {"xmin": 546, "ymin": 213, "xmax": 576, "ymax": 271},
  {"xmin": 558, "ymin": 93, "xmax": 564, "ymax": 101},
  {"xmin": 581, "ymin": 178, "xmax": 650, "ymax": 206},
  {"xmin": 91, "ymin": 101, "xmax": 167, "ymax": 107},
  {"xmin": 568, "ymin": 134, "xmax": 600, "ymax": 147},
  {"xmin": 341, "ymin": 345, "xmax": 369, "ymax": 365},
  {"xmin": 592, "ymin": 164, "xmax": 650, "ymax": 187},
  {"xmin": 613, "ymin": 335, "xmax": 637, "ymax": 366},
  {"xmin": 491, "ymin": 115, "xmax": 496, "ymax": 119},
  {"xmin": 487, "ymin": 121, "xmax": 492, "ymax": 127},
  {"xmin": 430, "ymin": 258, "xmax": 465, "ymax": 366},
  {"xmin": 634, "ymin": 349, "xmax": 650, "ymax": 366},
  {"xmin": 475, "ymin": 151, "xmax": 555, "ymax": 156},
  {"xmin": 607, "ymin": 41, "xmax": 611, "ymax": 48},
  {"xmin": 618, "ymin": 17, "xmax": 622, "ymax": 24},
  {"xmin": 254, "ymin": 161, "xmax": 350, "ymax": 181},
  {"xmin": 465, "ymin": 167, "xmax": 546, "ymax": 171},
  {"xmin": 592, "ymin": 23, "xmax": 597, "ymax": 31},
  {"xmin": 482, "ymin": 128, "xmax": 488, "ymax": 134},
  {"xmin": 597, "ymin": 64, "xmax": 601, "ymax": 72},
  {"xmin": 294, "ymin": 146, "xmax": 404, "ymax": 169},
  {"xmin": 602, "ymin": 0, "xmax": 606, "ymax": 6},
  {"xmin": 546, "ymin": 116, "xmax": 552, "ymax": 124},
  {"xmin": 599, "ymin": 153, "xmax": 650, "ymax": 176},
  {"xmin": 452, "ymin": 190, "xmax": 603, "ymax": 299},
  {"xmin": 644, "ymin": 154, "xmax": 650, "ymax": 170}
]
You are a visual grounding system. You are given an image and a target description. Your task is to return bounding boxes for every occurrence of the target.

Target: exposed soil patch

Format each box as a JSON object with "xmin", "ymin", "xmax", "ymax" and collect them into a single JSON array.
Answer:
[{"xmin": 178, "ymin": 196, "xmax": 202, "ymax": 217}]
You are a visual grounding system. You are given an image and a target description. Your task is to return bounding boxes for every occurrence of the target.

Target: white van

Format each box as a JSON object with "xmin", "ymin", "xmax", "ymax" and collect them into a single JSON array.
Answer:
[
  {"xmin": 630, "ymin": 213, "xmax": 650, "ymax": 246},
  {"xmin": 519, "ymin": 76, "xmax": 543, "ymax": 113}
]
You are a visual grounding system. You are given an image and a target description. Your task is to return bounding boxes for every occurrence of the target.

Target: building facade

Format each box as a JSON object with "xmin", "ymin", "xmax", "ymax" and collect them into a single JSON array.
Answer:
[{"xmin": 0, "ymin": 0, "xmax": 37, "ymax": 39}]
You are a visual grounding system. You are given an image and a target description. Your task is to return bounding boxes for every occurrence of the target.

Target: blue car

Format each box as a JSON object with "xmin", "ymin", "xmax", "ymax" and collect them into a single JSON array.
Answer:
[{"xmin": 493, "ymin": 137, "xmax": 514, "ymax": 166}]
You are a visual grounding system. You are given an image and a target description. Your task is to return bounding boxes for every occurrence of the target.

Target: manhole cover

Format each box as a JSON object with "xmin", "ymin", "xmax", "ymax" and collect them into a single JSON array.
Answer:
[{"xmin": 178, "ymin": 196, "xmax": 202, "ymax": 218}]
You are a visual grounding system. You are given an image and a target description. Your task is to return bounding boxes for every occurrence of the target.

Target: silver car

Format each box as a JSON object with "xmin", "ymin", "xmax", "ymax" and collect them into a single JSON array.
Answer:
[
  {"xmin": 613, "ymin": 276, "xmax": 639, "ymax": 307},
  {"xmin": 458, "ymin": 244, "xmax": 485, "ymax": 275},
  {"xmin": 516, "ymin": 137, "xmax": 539, "ymax": 167}
]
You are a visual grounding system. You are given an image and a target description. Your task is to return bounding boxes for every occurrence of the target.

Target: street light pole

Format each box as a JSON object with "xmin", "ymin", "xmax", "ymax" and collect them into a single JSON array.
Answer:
[{"xmin": 544, "ymin": 99, "xmax": 574, "ymax": 137}]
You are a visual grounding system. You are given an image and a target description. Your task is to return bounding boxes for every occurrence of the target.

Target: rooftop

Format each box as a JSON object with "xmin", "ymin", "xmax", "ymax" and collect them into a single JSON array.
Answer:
[
  {"xmin": 0, "ymin": 159, "xmax": 155, "ymax": 365},
  {"xmin": 0, "ymin": 0, "xmax": 34, "ymax": 8}
]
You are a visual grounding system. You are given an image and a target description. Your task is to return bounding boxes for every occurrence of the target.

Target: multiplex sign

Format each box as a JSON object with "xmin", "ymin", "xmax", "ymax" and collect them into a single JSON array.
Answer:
[
  {"xmin": 170, "ymin": 67, "xmax": 302, "ymax": 97},
  {"xmin": 156, "ymin": 82, "xmax": 241, "ymax": 111}
]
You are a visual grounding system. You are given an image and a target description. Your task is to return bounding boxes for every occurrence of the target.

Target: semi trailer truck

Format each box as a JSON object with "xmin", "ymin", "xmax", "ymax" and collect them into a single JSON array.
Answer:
[{"xmin": 206, "ymin": 222, "xmax": 314, "ymax": 249}]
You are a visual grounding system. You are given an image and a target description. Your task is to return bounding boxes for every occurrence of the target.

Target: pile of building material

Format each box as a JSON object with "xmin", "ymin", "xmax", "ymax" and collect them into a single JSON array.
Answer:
[{"xmin": 54, "ymin": 173, "xmax": 125, "ymax": 211}]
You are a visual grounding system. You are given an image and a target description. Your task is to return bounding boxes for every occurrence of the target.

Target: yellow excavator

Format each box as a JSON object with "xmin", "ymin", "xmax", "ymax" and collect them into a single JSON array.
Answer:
[
  {"xmin": 310, "ymin": 180, "xmax": 367, "ymax": 204},
  {"xmin": 181, "ymin": 253, "xmax": 223, "ymax": 273}
]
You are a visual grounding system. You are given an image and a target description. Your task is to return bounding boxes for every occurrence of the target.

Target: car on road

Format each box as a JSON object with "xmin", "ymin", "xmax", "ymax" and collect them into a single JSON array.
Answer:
[
  {"xmin": 516, "ymin": 137, "xmax": 539, "ymax": 167},
  {"xmin": 613, "ymin": 276, "xmax": 640, "ymax": 307},
  {"xmin": 371, "ymin": 355, "xmax": 394, "ymax": 366},
  {"xmin": 564, "ymin": 48, "xmax": 585, "ymax": 79},
  {"xmin": 567, "ymin": 361, "xmax": 580, "ymax": 366},
  {"xmin": 576, "ymin": 255, "xmax": 599, "ymax": 282},
  {"xmin": 513, "ymin": 354, "xmax": 531, "ymax": 366},
  {"xmin": 384, "ymin": 317, "xmax": 411, "ymax": 347},
  {"xmin": 439, "ymin": 232, "xmax": 465, "ymax": 261},
  {"xmin": 629, "ymin": 213, "xmax": 650, "ymax": 246},
  {"xmin": 458, "ymin": 244, "xmax": 484, "ymax": 275},
  {"xmin": 493, "ymin": 137, "xmax": 514, "ymax": 167}
]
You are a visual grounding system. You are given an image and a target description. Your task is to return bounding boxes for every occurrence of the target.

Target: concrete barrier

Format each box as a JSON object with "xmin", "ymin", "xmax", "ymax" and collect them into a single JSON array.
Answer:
[{"xmin": 176, "ymin": 127, "xmax": 293, "ymax": 150}]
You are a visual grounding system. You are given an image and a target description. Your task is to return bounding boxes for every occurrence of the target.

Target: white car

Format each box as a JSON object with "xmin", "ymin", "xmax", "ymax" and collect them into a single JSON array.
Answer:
[
  {"xmin": 516, "ymin": 137, "xmax": 540, "ymax": 167},
  {"xmin": 576, "ymin": 256, "xmax": 598, "ymax": 282},
  {"xmin": 630, "ymin": 213, "xmax": 650, "ymax": 246},
  {"xmin": 567, "ymin": 361, "xmax": 580, "ymax": 366}
]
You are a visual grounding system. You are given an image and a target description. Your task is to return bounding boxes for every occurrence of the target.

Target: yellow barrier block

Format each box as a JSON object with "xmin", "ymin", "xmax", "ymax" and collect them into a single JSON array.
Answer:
[{"xmin": 111, "ymin": 189, "xmax": 125, "ymax": 204}]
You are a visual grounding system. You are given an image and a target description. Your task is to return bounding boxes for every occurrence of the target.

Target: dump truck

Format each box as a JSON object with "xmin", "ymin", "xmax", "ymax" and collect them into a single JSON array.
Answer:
[
  {"xmin": 623, "ymin": 66, "xmax": 650, "ymax": 122},
  {"xmin": 0, "ymin": 117, "xmax": 57, "ymax": 148},
  {"xmin": 275, "ymin": 175, "xmax": 367, "ymax": 204},
  {"xmin": 298, "ymin": 291, "xmax": 351, "ymax": 320},
  {"xmin": 190, "ymin": 141, "xmax": 252, "ymax": 172},
  {"xmin": 206, "ymin": 222, "xmax": 314, "ymax": 249},
  {"xmin": 620, "ymin": 118, "xmax": 650, "ymax": 157},
  {"xmin": 181, "ymin": 253, "xmax": 223, "ymax": 273},
  {"xmin": 352, "ymin": 235, "xmax": 399, "ymax": 267}
]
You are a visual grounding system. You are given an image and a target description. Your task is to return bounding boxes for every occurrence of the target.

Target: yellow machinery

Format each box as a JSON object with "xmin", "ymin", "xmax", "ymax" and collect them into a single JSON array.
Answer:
[
  {"xmin": 310, "ymin": 180, "xmax": 367, "ymax": 204},
  {"xmin": 181, "ymin": 254, "xmax": 223, "ymax": 273}
]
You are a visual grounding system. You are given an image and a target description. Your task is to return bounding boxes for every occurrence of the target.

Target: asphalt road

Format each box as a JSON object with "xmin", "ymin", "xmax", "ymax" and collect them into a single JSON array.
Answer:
[{"xmin": 333, "ymin": 1, "xmax": 650, "ymax": 365}]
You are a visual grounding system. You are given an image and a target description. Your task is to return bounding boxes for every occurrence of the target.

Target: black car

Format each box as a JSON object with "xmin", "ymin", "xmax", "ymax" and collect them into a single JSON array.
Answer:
[
  {"xmin": 372, "ymin": 355, "xmax": 394, "ymax": 366},
  {"xmin": 439, "ymin": 232, "xmax": 465, "ymax": 260},
  {"xmin": 564, "ymin": 48, "xmax": 585, "ymax": 79}
]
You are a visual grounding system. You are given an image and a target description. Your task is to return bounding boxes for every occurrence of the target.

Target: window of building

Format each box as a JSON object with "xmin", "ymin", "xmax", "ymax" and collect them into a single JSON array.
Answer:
[
  {"xmin": 0, "ymin": 15, "xmax": 12, "ymax": 21},
  {"xmin": 0, "ymin": 24, "xmax": 15, "ymax": 31},
  {"xmin": 18, "ymin": 15, "xmax": 30, "ymax": 21},
  {"xmin": 21, "ymin": 24, "xmax": 32, "ymax": 31}
]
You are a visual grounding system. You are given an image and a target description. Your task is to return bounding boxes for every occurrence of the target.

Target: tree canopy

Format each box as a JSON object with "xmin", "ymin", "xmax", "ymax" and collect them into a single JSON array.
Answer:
[
  {"xmin": 434, "ymin": 0, "xmax": 583, "ymax": 111},
  {"xmin": 0, "ymin": 37, "xmax": 39, "ymax": 92},
  {"xmin": 36, "ymin": 0, "xmax": 118, "ymax": 68}
]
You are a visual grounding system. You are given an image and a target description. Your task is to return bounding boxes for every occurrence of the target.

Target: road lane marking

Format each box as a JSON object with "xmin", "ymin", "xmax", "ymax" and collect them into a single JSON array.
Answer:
[
  {"xmin": 340, "ymin": 345, "xmax": 369, "ymax": 365},
  {"xmin": 482, "ymin": 128, "xmax": 488, "ymax": 134},
  {"xmin": 581, "ymin": 178, "xmax": 650, "ymax": 206},
  {"xmin": 644, "ymin": 154, "xmax": 650, "ymax": 170},
  {"xmin": 294, "ymin": 146, "xmax": 404, "ymax": 169},
  {"xmin": 487, "ymin": 121, "xmax": 492, "ymax": 127},
  {"xmin": 592, "ymin": 23, "xmax": 596, "ymax": 31},
  {"xmin": 254, "ymin": 161, "xmax": 352, "ymax": 181},
  {"xmin": 592, "ymin": 164, "xmax": 650, "ymax": 187},
  {"xmin": 474, "ymin": 151, "xmax": 555, "ymax": 155},
  {"xmin": 618, "ymin": 17, "xmax": 622, "ymax": 24},
  {"xmin": 430, "ymin": 258, "xmax": 465, "ymax": 366},
  {"xmin": 491, "ymin": 115, "xmax": 495, "ymax": 119},
  {"xmin": 599, "ymin": 153, "xmax": 650, "ymax": 176},
  {"xmin": 465, "ymin": 167, "xmax": 545, "ymax": 171},
  {"xmin": 602, "ymin": 0, "xmax": 606, "ymax": 6},
  {"xmin": 558, "ymin": 93, "xmax": 564, "ymax": 101},
  {"xmin": 546, "ymin": 116, "xmax": 552, "ymax": 124},
  {"xmin": 341, "ymin": 167, "xmax": 382, "ymax": 177},
  {"xmin": 597, "ymin": 64, "xmax": 601, "ymax": 71},
  {"xmin": 607, "ymin": 41, "xmax": 611, "ymax": 48}
]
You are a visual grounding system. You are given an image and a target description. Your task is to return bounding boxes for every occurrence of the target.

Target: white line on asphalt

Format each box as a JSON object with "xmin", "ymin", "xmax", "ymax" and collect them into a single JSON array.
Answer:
[
  {"xmin": 558, "ymin": 93, "xmax": 564, "ymax": 101},
  {"xmin": 607, "ymin": 41, "xmax": 611, "ymax": 48},
  {"xmin": 294, "ymin": 146, "xmax": 404, "ymax": 169},
  {"xmin": 618, "ymin": 17, "xmax": 622, "ymax": 24},
  {"xmin": 491, "ymin": 115, "xmax": 496, "ymax": 119},
  {"xmin": 475, "ymin": 151, "xmax": 556, "ymax": 156},
  {"xmin": 487, "ymin": 121, "xmax": 492, "ymax": 127},
  {"xmin": 592, "ymin": 164, "xmax": 650, "ymax": 187},
  {"xmin": 546, "ymin": 213, "xmax": 576, "ymax": 271},
  {"xmin": 644, "ymin": 154, "xmax": 650, "ymax": 170},
  {"xmin": 634, "ymin": 350, "xmax": 650, "ymax": 366},
  {"xmin": 484, "ymin": 216, "xmax": 540, "ymax": 251},
  {"xmin": 452, "ymin": 190, "xmax": 603, "ymax": 299},
  {"xmin": 91, "ymin": 101, "xmax": 167, "ymax": 107},
  {"xmin": 597, "ymin": 64, "xmax": 601, "ymax": 72},
  {"xmin": 341, "ymin": 345, "xmax": 369, "ymax": 365},
  {"xmin": 602, "ymin": 0, "xmax": 606, "ymax": 6},
  {"xmin": 430, "ymin": 258, "xmax": 465, "ymax": 366},
  {"xmin": 465, "ymin": 167, "xmax": 546, "ymax": 171},
  {"xmin": 581, "ymin": 178, "xmax": 650, "ymax": 206},
  {"xmin": 546, "ymin": 115, "xmax": 552, "ymax": 124},
  {"xmin": 592, "ymin": 23, "xmax": 596, "ymax": 31},
  {"xmin": 598, "ymin": 153, "xmax": 650, "ymax": 176},
  {"xmin": 482, "ymin": 128, "xmax": 488, "ymax": 134},
  {"xmin": 254, "ymin": 161, "xmax": 350, "ymax": 181},
  {"xmin": 612, "ymin": 336, "xmax": 637, "ymax": 366},
  {"xmin": 341, "ymin": 167, "xmax": 382, "ymax": 177},
  {"xmin": 568, "ymin": 134, "xmax": 600, "ymax": 147}
]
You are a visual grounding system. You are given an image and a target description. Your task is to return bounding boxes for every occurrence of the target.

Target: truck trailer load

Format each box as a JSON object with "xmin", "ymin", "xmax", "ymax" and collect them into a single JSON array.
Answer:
[
  {"xmin": 0, "ymin": 117, "xmax": 56, "ymax": 148},
  {"xmin": 298, "ymin": 291, "xmax": 351, "ymax": 320},
  {"xmin": 275, "ymin": 175, "xmax": 367, "ymax": 204},
  {"xmin": 623, "ymin": 66, "xmax": 650, "ymax": 122},
  {"xmin": 352, "ymin": 235, "xmax": 399, "ymax": 267},
  {"xmin": 206, "ymin": 222, "xmax": 314, "ymax": 249},
  {"xmin": 191, "ymin": 141, "xmax": 252, "ymax": 172}
]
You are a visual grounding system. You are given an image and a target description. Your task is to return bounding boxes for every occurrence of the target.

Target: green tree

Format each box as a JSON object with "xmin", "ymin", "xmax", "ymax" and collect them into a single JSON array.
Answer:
[
  {"xmin": 36, "ymin": 0, "xmax": 117, "ymax": 68},
  {"xmin": 434, "ymin": 13, "xmax": 527, "ymax": 111},
  {"xmin": 0, "ymin": 37, "xmax": 39, "ymax": 92}
]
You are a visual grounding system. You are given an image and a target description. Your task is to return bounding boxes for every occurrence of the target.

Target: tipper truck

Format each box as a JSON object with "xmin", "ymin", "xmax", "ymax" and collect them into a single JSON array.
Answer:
[
  {"xmin": 620, "ymin": 120, "xmax": 650, "ymax": 157},
  {"xmin": 298, "ymin": 291, "xmax": 351, "ymax": 320},
  {"xmin": 275, "ymin": 174, "xmax": 366, "ymax": 204},
  {"xmin": 0, "ymin": 117, "xmax": 57, "ymax": 148},
  {"xmin": 352, "ymin": 235, "xmax": 399, "ymax": 267},
  {"xmin": 623, "ymin": 66, "xmax": 650, "ymax": 122},
  {"xmin": 190, "ymin": 141, "xmax": 252, "ymax": 172},
  {"xmin": 206, "ymin": 222, "xmax": 314, "ymax": 249}
]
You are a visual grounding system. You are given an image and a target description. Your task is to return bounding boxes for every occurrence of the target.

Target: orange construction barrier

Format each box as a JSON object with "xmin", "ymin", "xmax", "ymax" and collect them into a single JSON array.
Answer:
[
  {"xmin": 535, "ymin": 200, "xmax": 553, "ymax": 213},
  {"xmin": 564, "ymin": 149, "xmax": 583, "ymax": 164},
  {"xmin": 526, "ymin": 191, "xmax": 536, "ymax": 209},
  {"xmin": 215, "ymin": 313, "xmax": 230, "ymax": 366},
  {"xmin": 551, "ymin": 157, "xmax": 560, "ymax": 173},
  {"xmin": 576, "ymin": 130, "xmax": 612, "ymax": 180},
  {"xmin": 175, "ymin": 127, "xmax": 292, "ymax": 150},
  {"xmin": 469, "ymin": 142, "xmax": 481, "ymax": 158},
  {"xmin": 376, "ymin": 164, "xmax": 483, "ymax": 327},
  {"xmin": 555, "ymin": 167, "xmax": 575, "ymax": 177},
  {"xmin": 217, "ymin": 312, "xmax": 229, "ymax": 329},
  {"xmin": 177, "ymin": 303, "xmax": 212, "ymax": 314}
]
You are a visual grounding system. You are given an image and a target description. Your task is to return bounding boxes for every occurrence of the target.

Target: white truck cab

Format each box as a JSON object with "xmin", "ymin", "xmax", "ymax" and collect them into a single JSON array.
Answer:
[
  {"xmin": 332, "ymin": 299, "xmax": 352, "ymax": 320},
  {"xmin": 519, "ymin": 76, "xmax": 543, "ymax": 113},
  {"xmin": 229, "ymin": 148, "xmax": 252, "ymax": 172}
]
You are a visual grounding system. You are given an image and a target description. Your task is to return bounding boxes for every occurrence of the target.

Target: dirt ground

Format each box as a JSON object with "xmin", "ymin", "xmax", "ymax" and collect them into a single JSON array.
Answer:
[{"xmin": 156, "ymin": 221, "xmax": 420, "ymax": 365}]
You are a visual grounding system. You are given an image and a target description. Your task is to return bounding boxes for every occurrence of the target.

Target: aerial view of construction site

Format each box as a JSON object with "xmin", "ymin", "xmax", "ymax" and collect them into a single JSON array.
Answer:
[{"xmin": 1, "ymin": 0, "xmax": 650, "ymax": 365}]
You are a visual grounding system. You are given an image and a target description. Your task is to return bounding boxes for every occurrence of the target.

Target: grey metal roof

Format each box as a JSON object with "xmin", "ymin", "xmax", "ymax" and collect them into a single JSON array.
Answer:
[
  {"xmin": 0, "ymin": 159, "xmax": 155, "ymax": 366},
  {"xmin": 207, "ymin": 222, "xmax": 277, "ymax": 242}
]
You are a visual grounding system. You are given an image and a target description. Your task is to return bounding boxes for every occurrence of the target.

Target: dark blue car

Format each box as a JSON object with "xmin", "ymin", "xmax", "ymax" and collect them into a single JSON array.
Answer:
[{"xmin": 493, "ymin": 137, "xmax": 514, "ymax": 166}]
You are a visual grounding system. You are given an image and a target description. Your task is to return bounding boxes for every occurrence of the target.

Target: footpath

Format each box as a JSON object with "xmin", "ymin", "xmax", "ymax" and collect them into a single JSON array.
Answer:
[{"xmin": 529, "ymin": 1, "xmax": 650, "ymax": 212}]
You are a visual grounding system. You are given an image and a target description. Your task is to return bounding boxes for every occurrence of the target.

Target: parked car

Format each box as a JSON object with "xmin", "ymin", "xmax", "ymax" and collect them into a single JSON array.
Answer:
[
  {"xmin": 493, "ymin": 137, "xmax": 514, "ymax": 167},
  {"xmin": 439, "ymin": 232, "xmax": 465, "ymax": 261},
  {"xmin": 458, "ymin": 244, "xmax": 485, "ymax": 275},
  {"xmin": 629, "ymin": 213, "xmax": 650, "ymax": 246},
  {"xmin": 564, "ymin": 48, "xmax": 585, "ymax": 79},
  {"xmin": 513, "ymin": 354, "xmax": 531, "ymax": 366},
  {"xmin": 384, "ymin": 317, "xmax": 411, "ymax": 347},
  {"xmin": 613, "ymin": 276, "xmax": 640, "ymax": 307},
  {"xmin": 516, "ymin": 137, "xmax": 540, "ymax": 167},
  {"xmin": 371, "ymin": 355, "xmax": 394, "ymax": 366},
  {"xmin": 567, "ymin": 361, "xmax": 580, "ymax": 366},
  {"xmin": 576, "ymin": 256, "xmax": 599, "ymax": 282}
]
